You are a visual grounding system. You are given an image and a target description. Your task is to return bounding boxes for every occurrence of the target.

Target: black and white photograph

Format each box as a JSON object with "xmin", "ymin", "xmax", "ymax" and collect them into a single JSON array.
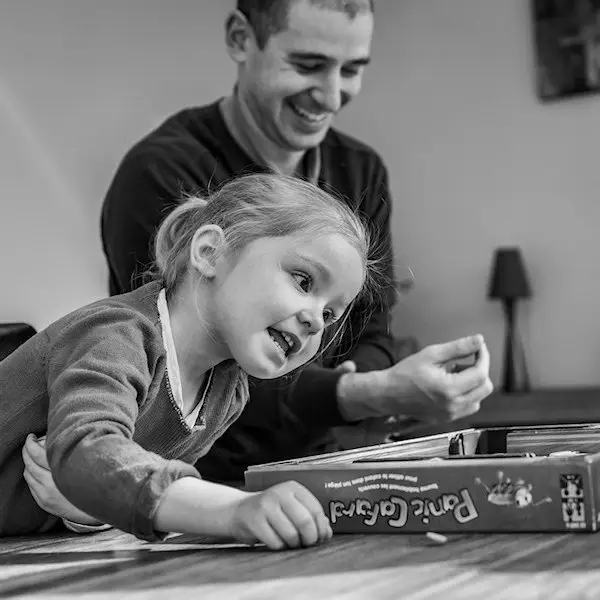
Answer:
[{"xmin": 1, "ymin": 1, "xmax": 599, "ymax": 598}]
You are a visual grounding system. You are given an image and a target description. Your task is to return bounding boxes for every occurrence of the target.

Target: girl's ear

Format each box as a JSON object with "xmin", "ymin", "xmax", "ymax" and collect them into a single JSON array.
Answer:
[
  {"xmin": 224, "ymin": 9, "xmax": 256, "ymax": 64},
  {"xmin": 189, "ymin": 225, "xmax": 226, "ymax": 279}
]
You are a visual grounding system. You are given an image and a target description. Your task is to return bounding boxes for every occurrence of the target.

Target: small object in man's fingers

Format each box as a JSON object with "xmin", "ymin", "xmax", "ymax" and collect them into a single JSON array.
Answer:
[{"xmin": 448, "ymin": 352, "xmax": 479, "ymax": 374}]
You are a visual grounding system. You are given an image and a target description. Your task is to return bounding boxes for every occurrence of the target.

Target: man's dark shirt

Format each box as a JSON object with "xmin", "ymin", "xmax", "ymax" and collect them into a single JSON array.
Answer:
[{"xmin": 101, "ymin": 101, "xmax": 397, "ymax": 482}]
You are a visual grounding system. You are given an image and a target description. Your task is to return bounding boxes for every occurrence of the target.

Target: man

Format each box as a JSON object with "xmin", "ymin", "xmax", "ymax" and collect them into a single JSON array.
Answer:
[
  {"xmin": 28, "ymin": 1, "xmax": 492, "ymax": 506},
  {"xmin": 100, "ymin": 0, "xmax": 492, "ymax": 482}
]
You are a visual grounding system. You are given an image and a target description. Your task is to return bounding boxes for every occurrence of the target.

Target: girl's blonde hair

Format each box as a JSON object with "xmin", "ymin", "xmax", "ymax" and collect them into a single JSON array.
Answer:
[{"xmin": 154, "ymin": 173, "xmax": 377, "ymax": 297}]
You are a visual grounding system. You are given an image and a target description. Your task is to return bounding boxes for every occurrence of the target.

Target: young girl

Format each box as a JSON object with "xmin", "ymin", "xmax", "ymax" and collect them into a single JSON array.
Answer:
[{"xmin": 0, "ymin": 173, "xmax": 374, "ymax": 550}]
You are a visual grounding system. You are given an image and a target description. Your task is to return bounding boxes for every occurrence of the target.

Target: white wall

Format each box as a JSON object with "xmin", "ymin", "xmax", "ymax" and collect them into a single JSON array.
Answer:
[
  {"xmin": 0, "ymin": 0, "xmax": 234, "ymax": 326},
  {"xmin": 1, "ymin": 1, "xmax": 598, "ymax": 387},
  {"xmin": 337, "ymin": 0, "xmax": 600, "ymax": 387}
]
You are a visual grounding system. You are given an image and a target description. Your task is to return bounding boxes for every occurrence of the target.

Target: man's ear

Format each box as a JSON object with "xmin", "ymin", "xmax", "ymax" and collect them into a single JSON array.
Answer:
[
  {"xmin": 189, "ymin": 225, "xmax": 226, "ymax": 279},
  {"xmin": 224, "ymin": 9, "xmax": 255, "ymax": 64}
]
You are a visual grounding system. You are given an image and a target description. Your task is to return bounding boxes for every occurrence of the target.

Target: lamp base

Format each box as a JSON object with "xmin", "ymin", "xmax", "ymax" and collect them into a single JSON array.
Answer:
[{"xmin": 501, "ymin": 298, "xmax": 530, "ymax": 394}]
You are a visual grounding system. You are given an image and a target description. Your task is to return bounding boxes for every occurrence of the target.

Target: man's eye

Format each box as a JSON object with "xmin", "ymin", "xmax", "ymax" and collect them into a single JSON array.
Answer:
[
  {"xmin": 341, "ymin": 66, "xmax": 361, "ymax": 78},
  {"xmin": 292, "ymin": 272, "xmax": 312, "ymax": 292},
  {"xmin": 295, "ymin": 63, "xmax": 322, "ymax": 74}
]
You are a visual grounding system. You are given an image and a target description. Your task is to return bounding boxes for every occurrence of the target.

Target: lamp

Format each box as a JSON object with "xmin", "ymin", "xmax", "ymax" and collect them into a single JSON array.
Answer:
[{"xmin": 488, "ymin": 247, "xmax": 532, "ymax": 393}]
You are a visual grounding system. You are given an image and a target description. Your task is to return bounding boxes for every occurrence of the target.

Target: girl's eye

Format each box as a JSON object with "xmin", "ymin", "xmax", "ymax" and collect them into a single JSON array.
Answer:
[
  {"xmin": 291, "ymin": 271, "xmax": 312, "ymax": 292},
  {"xmin": 323, "ymin": 309, "xmax": 338, "ymax": 325}
]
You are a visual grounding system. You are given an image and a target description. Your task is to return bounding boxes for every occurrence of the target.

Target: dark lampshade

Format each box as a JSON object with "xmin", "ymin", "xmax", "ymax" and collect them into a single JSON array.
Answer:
[{"xmin": 488, "ymin": 247, "xmax": 532, "ymax": 300}]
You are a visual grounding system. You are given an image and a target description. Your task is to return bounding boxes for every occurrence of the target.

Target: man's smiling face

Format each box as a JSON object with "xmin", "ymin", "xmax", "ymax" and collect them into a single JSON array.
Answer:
[{"xmin": 238, "ymin": 0, "xmax": 374, "ymax": 151}]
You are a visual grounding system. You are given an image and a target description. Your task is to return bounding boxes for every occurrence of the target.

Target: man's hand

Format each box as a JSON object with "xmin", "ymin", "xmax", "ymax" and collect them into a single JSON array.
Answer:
[
  {"xmin": 337, "ymin": 334, "xmax": 493, "ymax": 423},
  {"xmin": 22, "ymin": 434, "xmax": 103, "ymax": 526},
  {"xmin": 334, "ymin": 360, "xmax": 357, "ymax": 374}
]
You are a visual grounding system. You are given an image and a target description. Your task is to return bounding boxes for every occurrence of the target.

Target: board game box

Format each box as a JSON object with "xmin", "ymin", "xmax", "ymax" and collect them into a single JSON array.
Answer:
[{"xmin": 244, "ymin": 424, "xmax": 600, "ymax": 533}]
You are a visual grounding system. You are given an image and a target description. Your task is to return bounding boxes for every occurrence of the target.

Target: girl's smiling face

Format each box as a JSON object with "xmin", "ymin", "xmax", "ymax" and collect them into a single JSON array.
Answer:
[{"xmin": 210, "ymin": 231, "xmax": 365, "ymax": 378}]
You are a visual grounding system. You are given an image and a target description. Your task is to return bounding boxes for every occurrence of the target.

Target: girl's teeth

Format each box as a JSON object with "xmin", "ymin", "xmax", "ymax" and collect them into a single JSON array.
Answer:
[{"xmin": 269, "ymin": 332, "xmax": 287, "ymax": 357}]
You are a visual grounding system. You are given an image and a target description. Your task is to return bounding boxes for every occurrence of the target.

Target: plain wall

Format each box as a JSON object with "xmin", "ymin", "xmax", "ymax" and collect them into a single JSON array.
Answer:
[{"xmin": 1, "ymin": 0, "xmax": 598, "ymax": 387}]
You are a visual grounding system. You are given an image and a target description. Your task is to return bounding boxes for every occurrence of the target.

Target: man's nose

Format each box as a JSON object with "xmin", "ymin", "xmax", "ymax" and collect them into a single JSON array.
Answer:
[{"xmin": 311, "ymin": 72, "xmax": 343, "ymax": 113}]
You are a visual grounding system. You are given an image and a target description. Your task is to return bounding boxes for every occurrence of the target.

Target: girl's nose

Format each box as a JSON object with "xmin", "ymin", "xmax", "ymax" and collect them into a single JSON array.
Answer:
[{"xmin": 298, "ymin": 307, "xmax": 324, "ymax": 336}]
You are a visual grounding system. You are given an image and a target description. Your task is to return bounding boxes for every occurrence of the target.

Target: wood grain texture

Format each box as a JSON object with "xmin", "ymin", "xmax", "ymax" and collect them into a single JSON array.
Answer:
[
  {"xmin": 3, "ymin": 391, "xmax": 600, "ymax": 599},
  {"xmin": 2, "ymin": 528, "xmax": 600, "ymax": 599}
]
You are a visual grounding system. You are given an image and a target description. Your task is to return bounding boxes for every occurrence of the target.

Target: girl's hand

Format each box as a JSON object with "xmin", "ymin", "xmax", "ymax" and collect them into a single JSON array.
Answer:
[
  {"xmin": 22, "ymin": 434, "xmax": 103, "ymax": 526},
  {"xmin": 229, "ymin": 481, "xmax": 333, "ymax": 550}
]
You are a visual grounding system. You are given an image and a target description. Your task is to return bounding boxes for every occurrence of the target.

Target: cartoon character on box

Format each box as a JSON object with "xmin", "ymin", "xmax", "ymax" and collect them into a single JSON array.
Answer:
[{"xmin": 475, "ymin": 471, "xmax": 551, "ymax": 509}]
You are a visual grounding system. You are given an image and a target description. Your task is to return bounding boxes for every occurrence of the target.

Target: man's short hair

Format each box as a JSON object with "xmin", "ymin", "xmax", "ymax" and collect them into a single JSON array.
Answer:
[{"xmin": 237, "ymin": 0, "xmax": 374, "ymax": 49}]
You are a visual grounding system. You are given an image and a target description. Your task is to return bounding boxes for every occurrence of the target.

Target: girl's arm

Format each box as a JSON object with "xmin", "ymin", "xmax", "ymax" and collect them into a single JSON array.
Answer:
[
  {"xmin": 153, "ymin": 477, "xmax": 247, "ymax": 537},
  {"xmin": 45, "ymin": 305, "xmax": 201, "ymax": 541},
  {"xmin": 43, "ymin": 304, "xmax": 331, "ymax": 549},
  {"xmin": 153, "ymin": 477, "xmax": 333, "ymax": 550}
]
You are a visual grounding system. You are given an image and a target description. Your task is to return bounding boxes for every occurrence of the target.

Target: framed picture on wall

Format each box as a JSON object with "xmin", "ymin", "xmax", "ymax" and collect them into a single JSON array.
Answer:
[{"xmin": 532, "ymin": 0, "xmax": 600, "ymax": 100}]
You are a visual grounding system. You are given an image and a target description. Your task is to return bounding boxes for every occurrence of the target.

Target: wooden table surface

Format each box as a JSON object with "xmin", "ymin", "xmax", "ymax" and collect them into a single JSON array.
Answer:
[
  {"xmin": 4, "ymin": 388, "xmax": 600, "ymax": 600},
  {"xmin": 2, "ymin": 527, "xmax": 600, "ymax": 599}
]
